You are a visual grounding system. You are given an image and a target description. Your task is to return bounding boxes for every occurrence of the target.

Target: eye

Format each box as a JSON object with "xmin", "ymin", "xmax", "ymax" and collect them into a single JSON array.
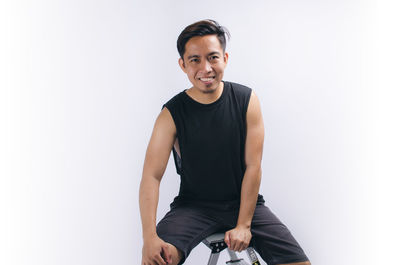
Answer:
[
  {"xmin": 210, "ymin": 56, "xmax": 219, "ymax": 60},
  {"xmin": 190, "ymin": 58, "xmax": 199, "ymax": 63}
]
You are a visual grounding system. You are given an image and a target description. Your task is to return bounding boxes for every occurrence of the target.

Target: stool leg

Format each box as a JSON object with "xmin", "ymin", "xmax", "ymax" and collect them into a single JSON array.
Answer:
[
  {"xmin": 227, "ymin": 249, "xmax": 239, "ymax": 260},
  {"xmin": 207, "ymin": 252, "xmax": 220, "ymax": 265},
  {"xmin": 227, "ymin": 249, "xmax": 250, "ymax": 265},
  {"xmin": 246, "ymin": 247, "xmax": 261, "ymax": 265}
]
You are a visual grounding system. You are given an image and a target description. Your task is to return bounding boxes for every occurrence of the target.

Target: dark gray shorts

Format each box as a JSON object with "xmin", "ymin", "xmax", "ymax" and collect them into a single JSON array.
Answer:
[{"xmin": 156, "ymin": 203, "xmax": 309, "ymax": 265}]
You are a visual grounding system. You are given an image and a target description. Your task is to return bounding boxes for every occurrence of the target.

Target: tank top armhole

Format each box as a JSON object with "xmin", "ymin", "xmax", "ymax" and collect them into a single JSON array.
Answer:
[
  {"xmin": 161, "ymin": 104, "xmax": 175, "ymax": 128},
  {"xmin": 161, "ymin": 104, "xmax": 182, "ymax": 175},
  {"xmin": 243, "ymin": 87, "xmax": 253, "ymax": 122}
]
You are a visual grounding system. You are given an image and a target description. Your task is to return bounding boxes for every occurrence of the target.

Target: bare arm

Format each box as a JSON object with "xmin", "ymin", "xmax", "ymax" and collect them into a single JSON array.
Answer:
[
  {"xmin": 237, "ymin": 90, "xmax": 264, "ymax": 228},
  {"xmin": 139, "ymin": 107, "xmax": 176, "ymax": 265},
  {"xmin": 225, "ymin": 91, "xmax": 265, "ymax": 252}
]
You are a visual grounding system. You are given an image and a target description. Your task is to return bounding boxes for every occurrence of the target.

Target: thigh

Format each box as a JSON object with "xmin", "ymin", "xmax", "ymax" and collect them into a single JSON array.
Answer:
[
  {"xmin": 156, "ymin": 206, "xmax": 223, "ymax": 265},
  {"xmin": 250, "ymin": 204, "xmax": 310, "ymax": 265}
]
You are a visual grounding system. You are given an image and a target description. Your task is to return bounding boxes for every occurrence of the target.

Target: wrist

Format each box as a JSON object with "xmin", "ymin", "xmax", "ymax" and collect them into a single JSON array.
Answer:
[
  {"xmin": 143, "ymin": 230, "xmax": 158, "ymax": 242},
  {"xmin": 236, "ymin": 223, "xmax": 251, "ymax": 230}
]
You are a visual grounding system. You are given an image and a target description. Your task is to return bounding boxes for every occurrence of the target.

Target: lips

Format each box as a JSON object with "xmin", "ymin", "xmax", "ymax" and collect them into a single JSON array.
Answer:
[{"xmin": 198, "ymin": 76, "xmax": 215, "ymax": 82}]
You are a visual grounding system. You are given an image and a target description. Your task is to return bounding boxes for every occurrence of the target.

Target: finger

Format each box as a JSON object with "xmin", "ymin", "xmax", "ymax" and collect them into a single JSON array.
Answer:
[
  {"xmin": 154, "ymin": 254, "xmax": 167, "ymax": 265},
  {"xmin": 230, "ymin": 238, "xmax": 237, "ymax": 251},
  {"xmin": 238, "ymin": 240, "xmax": 246, "ymax": 252},
  {"xmin": 235, "ymin": 242, "xmax": 242, "ymax": 252},
  {"xmin": 235, "ymin": 239, "xmax": 242, "ymax": 251},
  {"xmin": 224, "ymin": 232, "xmax": 231, "ymax": 248},
  {"xmin": 236, "ymin": 242, "xmax": 242, "ymax": 252},
  {"xmin": 161, "ymin": 245, "xmax": 172, "ymax": 264},
  {"xmin": 244, "ymin": 239, "xmax": 250, "ymax": 249},
  {"xmin": 239, "ymin": 241, "xmax": 246, "ymax": 252},
  {"xmin": 242, "ymin": 242, "xmax": 248, "ymax": 251}
]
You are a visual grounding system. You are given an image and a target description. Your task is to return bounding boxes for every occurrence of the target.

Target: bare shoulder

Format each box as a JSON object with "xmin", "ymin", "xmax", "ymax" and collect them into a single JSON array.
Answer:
[
  {"xmin": 244, "ymin": 90, "xmax": 264, "ymax": 166},
  {"xmin": 246, "ymin": 90, "xmax": 263, "ymax": 125},
  {"xmin": 142, "ymin": 106, "xmax": 177, "ymax": 181},
  {"xmin": 154, "ymin": 106, "xmax": 177, "ymax": 136}
]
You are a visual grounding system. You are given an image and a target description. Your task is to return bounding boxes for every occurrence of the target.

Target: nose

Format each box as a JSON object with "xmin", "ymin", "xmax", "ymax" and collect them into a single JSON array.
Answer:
[{"xmin": 200, "ymin": 59, "xmax": 212, "ymax": 72}]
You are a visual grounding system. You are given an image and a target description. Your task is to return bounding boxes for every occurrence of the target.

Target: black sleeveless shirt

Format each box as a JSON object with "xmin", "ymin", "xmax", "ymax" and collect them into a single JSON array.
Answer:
[{"xmin": 163, "ymin": 80, "xmax": 265, "ymax": 210}]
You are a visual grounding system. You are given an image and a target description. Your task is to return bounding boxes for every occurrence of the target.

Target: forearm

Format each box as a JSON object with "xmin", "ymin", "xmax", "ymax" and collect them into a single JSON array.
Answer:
[
  {"xmin": 139, "ymin": 176, "xmax": 161, "ymax": 239},
  {"xmin": 236, "ymin": 165, "xmax": 262, "ymax": 228}
]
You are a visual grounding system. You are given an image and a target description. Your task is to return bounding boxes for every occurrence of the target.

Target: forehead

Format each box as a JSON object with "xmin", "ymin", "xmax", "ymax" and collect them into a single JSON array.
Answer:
[{"xmin": 184, "ymin": 35, "xmax": 223, "ymax": 58}]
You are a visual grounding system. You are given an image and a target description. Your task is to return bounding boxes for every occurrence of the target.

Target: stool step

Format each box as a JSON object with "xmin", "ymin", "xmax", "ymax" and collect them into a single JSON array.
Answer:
[
  {"xmin": 202, "ymin": 233, "xmax": 227, "ymax": 253},
  {"xmin": 203, "ymin": 233, "xmax": 226, "ymax": 246},
  {"xmin": 226, "ymin": 258, "xmax": 249, "ymax": 265}
]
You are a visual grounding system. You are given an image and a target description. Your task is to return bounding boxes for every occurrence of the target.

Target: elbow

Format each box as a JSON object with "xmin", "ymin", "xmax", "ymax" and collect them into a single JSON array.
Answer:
[
  {"xmin": 256, "ymin": 167, "xmax": 262, "ymax": 183},
  {"xmin": 246, "ymin": 164, "xmax": 262, "ymax": 181},
  {"xmin": 247, "ymin": 163, "xmax": 261, "ymax": 172}
]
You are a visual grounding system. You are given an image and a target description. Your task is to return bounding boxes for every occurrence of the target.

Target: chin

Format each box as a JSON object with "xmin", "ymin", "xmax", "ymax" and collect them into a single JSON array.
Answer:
[
  {"xmin": 202, "ymin": 89, "xmax": 216, "ymax": 94},
  {"xmin": 200, "ymin": 81, "xmax": 220, "ymax": 93},
  {"xmin": 201, "ymin": 85, "xmax": 218, "ymax": 94}
]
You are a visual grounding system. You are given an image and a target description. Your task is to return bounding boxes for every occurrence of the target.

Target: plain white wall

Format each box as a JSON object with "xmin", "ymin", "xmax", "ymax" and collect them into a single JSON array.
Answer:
[{"xmin": 1, "ymin": 0, "xmax": 399, "ymax": 265}]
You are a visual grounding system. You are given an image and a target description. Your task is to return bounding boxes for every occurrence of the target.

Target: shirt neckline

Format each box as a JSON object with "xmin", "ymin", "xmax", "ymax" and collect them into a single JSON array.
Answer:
[{"xmin": 182, "ymin": 80, "xmax": 228, "ymax": 108}]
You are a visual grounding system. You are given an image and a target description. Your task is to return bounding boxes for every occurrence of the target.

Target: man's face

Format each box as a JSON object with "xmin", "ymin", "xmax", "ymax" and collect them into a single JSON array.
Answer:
[{"xmin": 178, "ymin": 34, "xmax": 228, "ymax": 94}]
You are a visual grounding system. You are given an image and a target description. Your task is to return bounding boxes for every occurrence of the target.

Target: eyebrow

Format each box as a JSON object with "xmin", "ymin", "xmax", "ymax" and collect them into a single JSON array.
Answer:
[{"xmin": 187, "ymin": 52, "xmax": 221, "ymax": 60}]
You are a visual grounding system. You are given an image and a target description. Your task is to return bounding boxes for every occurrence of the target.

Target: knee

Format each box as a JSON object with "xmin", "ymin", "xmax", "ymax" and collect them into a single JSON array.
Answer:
[{"xmin": 166, "ymin": 243, "xmax": 183, "ymax": 265}]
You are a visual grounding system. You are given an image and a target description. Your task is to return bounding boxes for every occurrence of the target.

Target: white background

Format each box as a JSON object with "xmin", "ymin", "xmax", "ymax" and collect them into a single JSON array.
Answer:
[{"xmin": 1, "ymin": 0, "xmax": 399, "ymax": 265}]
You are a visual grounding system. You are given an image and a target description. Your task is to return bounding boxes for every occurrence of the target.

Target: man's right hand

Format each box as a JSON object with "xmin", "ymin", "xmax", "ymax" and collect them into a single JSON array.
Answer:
[{"xmin": 142, "ymin": 235, "xmax": 172, "ymax": 265}]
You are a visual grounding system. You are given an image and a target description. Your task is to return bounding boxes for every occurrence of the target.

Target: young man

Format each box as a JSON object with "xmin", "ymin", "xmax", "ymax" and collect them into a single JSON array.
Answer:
[{"xmin": 139, "ymin": 19, "xmax": 310, "ymax": 265}]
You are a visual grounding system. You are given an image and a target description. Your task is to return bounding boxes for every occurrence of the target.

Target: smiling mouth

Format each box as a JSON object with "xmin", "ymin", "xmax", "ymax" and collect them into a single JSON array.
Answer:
[{"xmin": 198, "ymin": 76, "xmax": 215, "ymax": 82}]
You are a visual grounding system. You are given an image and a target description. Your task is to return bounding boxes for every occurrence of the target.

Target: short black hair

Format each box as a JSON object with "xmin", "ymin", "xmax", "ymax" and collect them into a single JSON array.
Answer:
[{"xmin": 177, "ymin": 19, "xmax": 231, "ymax": 60}]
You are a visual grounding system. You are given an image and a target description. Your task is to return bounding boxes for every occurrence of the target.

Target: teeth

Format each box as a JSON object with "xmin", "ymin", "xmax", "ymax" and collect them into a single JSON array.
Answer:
[{"xmin": 199, "ymin": 77, "xmax": 214, "ymax": 81}]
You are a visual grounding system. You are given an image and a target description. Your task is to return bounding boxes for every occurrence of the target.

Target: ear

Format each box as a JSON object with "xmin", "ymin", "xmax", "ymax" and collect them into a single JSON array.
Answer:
[
  {"xmin": 223, "ymin": 52, "xmax": 229, "ymax": 67},
  {"xmin": 178, "ymin": 57, "xmax": 187, "ymax": 73}
]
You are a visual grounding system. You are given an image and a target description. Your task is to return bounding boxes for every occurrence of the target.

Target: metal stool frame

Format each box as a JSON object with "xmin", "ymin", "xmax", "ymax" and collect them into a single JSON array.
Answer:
[{"xmin": 202, "ymin": 233, "xmax": 261, "ymax": 265}]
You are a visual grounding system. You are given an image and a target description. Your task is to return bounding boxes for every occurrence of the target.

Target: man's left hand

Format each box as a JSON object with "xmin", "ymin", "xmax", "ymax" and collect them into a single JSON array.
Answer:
[{"xmin": 224, "ymin": 225, "xmax": 252, "ymax": 252}]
